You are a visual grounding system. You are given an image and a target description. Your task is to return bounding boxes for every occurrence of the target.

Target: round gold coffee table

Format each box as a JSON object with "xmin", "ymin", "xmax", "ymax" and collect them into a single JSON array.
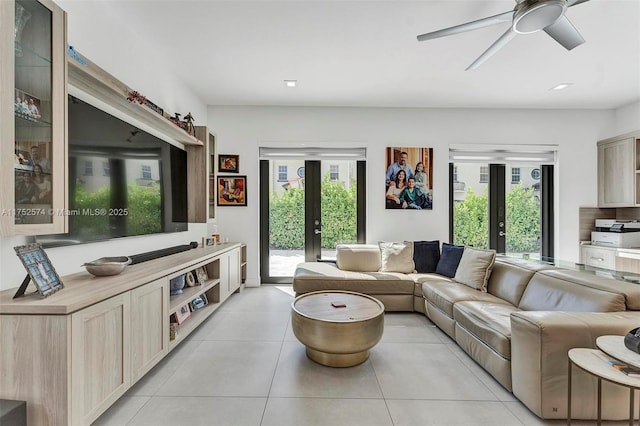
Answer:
[{"xmin": 291, "ymin": 291, "xmax": 384, "ymax": 367}]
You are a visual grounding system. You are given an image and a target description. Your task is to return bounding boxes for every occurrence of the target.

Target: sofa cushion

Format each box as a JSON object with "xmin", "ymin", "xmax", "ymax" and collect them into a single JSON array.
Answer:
[
  {"xmin": 487, "ymin": 257, "xmax": 553, "ymax": 306},
  {"xmin": 336, "ymin": 244, "xmax": 381, "ymax": 272},
  {"xmin": 454, "ymin": 247, "xmax": 496, "ymax": 291},
  {"xmin": 412, "ymin": 240, "xmax": 440, "ymax": 273},
  {"xmin": 454, "ymin": 301, "xmax": 521, "ymax": 360},
  {"xmin": 435, "ymin": 243, "xmax": 464, "ymax": 278},
  {"xmin": 538, "ymin": 269, "xmax": 640, "ymax": 311},
  {"xmin": 519, "ymin": 271, "xmax": 627, "ymax": 312},
  {"xmin": 293, "ymin": 262, "xmax": 415, "ymax": 295},
  {"xmin": 379, "ymin": 241, "xmax": 415, "ymax": 273},
  {"xmin": 422, "ymin": 280, "xmax": 508, "ymax": 318}
]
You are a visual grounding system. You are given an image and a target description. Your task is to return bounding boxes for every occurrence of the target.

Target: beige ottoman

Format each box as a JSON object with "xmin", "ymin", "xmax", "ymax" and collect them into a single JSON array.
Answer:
[{"xmin": 291, "ymin": 290, "xmax": 385, "ymax": 367}]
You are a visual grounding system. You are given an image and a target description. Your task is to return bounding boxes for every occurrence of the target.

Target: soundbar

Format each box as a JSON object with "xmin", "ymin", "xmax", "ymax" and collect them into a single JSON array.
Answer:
[{"xmin": 129, "ymin": 242, "xmax": 199, "ymax": 265}]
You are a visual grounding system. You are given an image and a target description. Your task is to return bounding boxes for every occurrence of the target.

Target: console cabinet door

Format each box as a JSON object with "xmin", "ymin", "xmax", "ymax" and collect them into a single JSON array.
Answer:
[
  {"xmin": 71, "ymin": 293, "xmax": 130, "ymax": 426},
  {"xmin": 220, "ymin": 248, "xmax": 241, "ymax": 301},
  {"xmin": 598, "ymin": 137, "xmax": 635, "ymax": 207},
  {"xmin": 228, "ymin": 248, "xmax": 240, "ymax": 294},
  {"xmin": 130, "ymin": 278, "xmax": 169, "ymax": 383}
]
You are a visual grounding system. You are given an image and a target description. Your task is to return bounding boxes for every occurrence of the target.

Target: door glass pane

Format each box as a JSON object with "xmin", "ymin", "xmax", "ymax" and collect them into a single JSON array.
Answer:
[
  {"xmin": 505, "ymin": 165, "xmax": 541, "ymax": 259},
  {"xmin": 268, "ymin": 160, "xmax": 305, "ymax": 277},
  {"xmin": 14, "ymin": 0, "xmax": 53, "ymax": 224},
  {"xmin": 267, "ymin": 159, "xmax": 359, "ymax": 277},
  {"xmin": 453, "ymin": 163, "xmax": 489, "ymax": 249},
  {"xmin": 319, "ymin": 160, "xmax": 358, "ymax": 260}
]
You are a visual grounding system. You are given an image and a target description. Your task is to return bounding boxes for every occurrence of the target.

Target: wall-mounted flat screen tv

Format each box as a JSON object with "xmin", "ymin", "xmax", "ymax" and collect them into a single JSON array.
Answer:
[{"xmin": 38, "ymin": 95, "xmax": 188, "ymax": 247}]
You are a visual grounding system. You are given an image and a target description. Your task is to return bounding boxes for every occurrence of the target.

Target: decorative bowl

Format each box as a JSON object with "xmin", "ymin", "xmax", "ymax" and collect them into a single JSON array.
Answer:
[
  {"xmin": 83, "ymin": 256, "xmax": 132, "ymax": 276},
  {"xmin": 170, "ymin": 274, "xmax": 186, "ymax": 295}
]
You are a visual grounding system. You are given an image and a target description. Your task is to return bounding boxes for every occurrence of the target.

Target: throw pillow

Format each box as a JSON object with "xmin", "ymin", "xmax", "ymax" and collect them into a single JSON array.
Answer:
[
  {"xmin": 454, "ymin": 246, "xmax": 497, "ymax": 292},
  {"xmin": 435, "ymin": 243, "xmax": 464, "ymax": 278},
  {"xmin": 413, "ymin": 240, "xmax": 440, "ymax": 273},
  {"xmin": 379, "ymin": 241, "xmax": 415, "ymax": 273}
]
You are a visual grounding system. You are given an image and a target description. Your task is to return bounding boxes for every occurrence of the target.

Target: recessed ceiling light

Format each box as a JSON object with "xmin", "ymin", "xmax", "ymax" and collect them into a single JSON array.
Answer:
[
  {"xmin": 284, "ymin": 80, "xmax": 297, "ymax": 88},
  {"xmin": 550, "ymin": 83, "xmax": 572, "ymax": 91}
]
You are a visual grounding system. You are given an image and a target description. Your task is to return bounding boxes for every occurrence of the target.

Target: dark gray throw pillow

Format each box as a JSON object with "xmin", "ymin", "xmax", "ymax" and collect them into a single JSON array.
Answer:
[
  {"xmin": 413, "ymin": 240, "xmax": 440, "ymax": 273},
  {"xmin": 435, "ymin": 243, "xmax": 465, "ymax": 278}
]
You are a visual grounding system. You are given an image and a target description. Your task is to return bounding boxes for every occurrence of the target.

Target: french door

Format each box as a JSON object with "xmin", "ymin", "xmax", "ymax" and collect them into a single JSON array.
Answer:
[
  {"xmin": 259, "ymin": 152, "xmax": 366, "ymax": 283},
  {"xmin": 450, "ymin": 162, "xmax": 554, "ymax": 259}
]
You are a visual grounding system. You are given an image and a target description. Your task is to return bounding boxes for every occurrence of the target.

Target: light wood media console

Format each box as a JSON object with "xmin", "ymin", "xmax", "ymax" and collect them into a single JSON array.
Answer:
[{"xmin": 0, "ymin": 242, "xmax": 245, "ymax": 426}]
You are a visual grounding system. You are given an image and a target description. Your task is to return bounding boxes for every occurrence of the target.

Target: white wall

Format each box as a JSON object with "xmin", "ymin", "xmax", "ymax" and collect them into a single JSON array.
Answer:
[
  {"xmin": 613, "ymin": 101, "xmax": 640, "ymax": 136},
  {"xmin": 0, "ymin": 1, "xmax": 208, "ymax": 291},
  {"xmin": 208, "ymin": 106, "xmax": 628, "ymax": 285}
]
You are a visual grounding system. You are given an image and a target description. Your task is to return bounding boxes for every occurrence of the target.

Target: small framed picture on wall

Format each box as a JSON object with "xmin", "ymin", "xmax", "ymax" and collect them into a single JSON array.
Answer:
[{"xmin": 218, "ymin": 154, "xmax": 239, "ymax": 173}]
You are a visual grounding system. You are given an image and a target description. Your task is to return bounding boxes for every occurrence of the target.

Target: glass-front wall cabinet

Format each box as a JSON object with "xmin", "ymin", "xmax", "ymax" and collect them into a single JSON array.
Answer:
[{"xmin": 1, "ymin": 0, "xmax": 67, "ymax": 236}]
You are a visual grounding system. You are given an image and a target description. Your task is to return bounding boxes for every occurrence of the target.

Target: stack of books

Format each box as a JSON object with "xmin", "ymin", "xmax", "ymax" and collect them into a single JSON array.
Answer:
[{"xmin": 597, "ymin": 352, "xmax": 640, "ymax": 377}]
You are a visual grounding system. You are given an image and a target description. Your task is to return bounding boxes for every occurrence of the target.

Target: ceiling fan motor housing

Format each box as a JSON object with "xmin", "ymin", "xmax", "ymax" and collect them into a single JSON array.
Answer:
[{"xmin": 513, "ymin": 0, "xmax": 567, "ymax": 34}]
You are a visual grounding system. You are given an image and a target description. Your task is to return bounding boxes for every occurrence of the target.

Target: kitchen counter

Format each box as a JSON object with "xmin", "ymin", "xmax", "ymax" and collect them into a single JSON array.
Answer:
[{"xmin": 508, "ymin": 251, "xmax": 640, "ymax": 285}]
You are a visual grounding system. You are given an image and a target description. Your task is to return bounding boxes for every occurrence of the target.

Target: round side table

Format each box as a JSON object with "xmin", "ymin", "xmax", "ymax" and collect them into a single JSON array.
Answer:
[{"xmin": 568, "ymin": 347, "xmax": 640, "ymax": 426}]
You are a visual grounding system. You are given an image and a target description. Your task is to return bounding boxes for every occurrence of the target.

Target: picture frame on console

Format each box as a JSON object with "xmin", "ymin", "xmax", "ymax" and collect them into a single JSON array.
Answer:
[
  {"xmin": 385, "ymin": 146, "xmax": 433, "ymax": 210},
  {"xmin": 14, "ymin": 243, "xmax": 64, "ymax": 298}
]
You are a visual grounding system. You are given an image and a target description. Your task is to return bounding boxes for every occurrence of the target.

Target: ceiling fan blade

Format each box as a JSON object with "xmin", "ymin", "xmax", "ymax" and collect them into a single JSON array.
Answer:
[
  {"xmin": 417, "ymin": 11, "xmax": 512, "ymax": 42},
  {"xmin": 466, "ymin": 27, "xmax": 517, "ymax": 70},
  {"xmin": 543, "ymin": 15, "xmax": 585, "ymax": 50},
  {"xmin": 567, "ymin": 0, "xmax": 590, "ymax": 6}
]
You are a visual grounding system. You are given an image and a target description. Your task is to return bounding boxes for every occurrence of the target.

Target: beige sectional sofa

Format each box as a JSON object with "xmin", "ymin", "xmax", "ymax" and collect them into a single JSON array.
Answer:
[{"xmin": 293, "ymin": 244, "xmax": 640, "ymax": 420}]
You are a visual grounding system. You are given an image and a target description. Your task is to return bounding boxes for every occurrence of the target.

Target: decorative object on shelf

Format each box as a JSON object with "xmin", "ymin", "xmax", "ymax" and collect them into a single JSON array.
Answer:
[
  {"xmin": 14, "ymin": 3, "xmax": 32, "ymax": 57},
  {"xmin": 173, "ymin": 304, "xmax": 191, "ymax": 324},
  {"xmin": 184, "ymin": 271, "xmax": 197, "ymax": 287},
  {"xmin": 66, "ymin": 45, "xmax": 87, "ymax": 66},
  {"xmin": 169, "ymin": 274, "xmax": 186, "ymax": 295},
  {"xmin": 195, "ymin": 266, "xmax": 208, "ymax": 285},
  {"xmin": 14, "ymin": 88, "xmax": 41, "ymax": 122},
  {"xmin": 217, "ymin": 175, "xmax": 247, "ymax": 206},
  {"xmin": 203, "ymin": 237, "xmax": 216, "ymax": 247},
  {"xmin": 169, "ymin": 112, "xmax": 182, "ymax": 127},
  {"xmin": 182, "ymin": 112, "xmax": 195, "ymax": 136},
  {"xmin": 82, "ymin": 256, "xmax": 132, "ymax": 277},
  {"xmin": 219, "ymin": 154, "xmax": 240, "ymax": 173},
  {"xmin": 144, "ymin": 98, "xmax": 163, "ymax": 116},
  {"xmin": 189, "ymin": 296, "xmax": 206, "ymax": 311},
  {"xmin": 126, "ymin": 90, "xmax": 147, "ymax": 105},
  {"xmin": 385, "ymin": 146, "xmax": 433, "ymax": 210},
  {"xmin": 13, "ymin": 243, "xmax": 63, "ymax": 299}
]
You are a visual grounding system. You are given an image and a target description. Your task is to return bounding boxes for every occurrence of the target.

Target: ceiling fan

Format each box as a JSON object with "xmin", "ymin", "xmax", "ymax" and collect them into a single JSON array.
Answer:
[{"xmin": 417, "ymin": 0, "xmax": 590, "ymax": 70}]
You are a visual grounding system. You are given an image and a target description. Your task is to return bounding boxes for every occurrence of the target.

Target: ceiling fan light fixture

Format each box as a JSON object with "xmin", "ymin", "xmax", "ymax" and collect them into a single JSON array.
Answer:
[{"xmin": 513, "ymin": 0, "xmax": 567, "ymax": 34}]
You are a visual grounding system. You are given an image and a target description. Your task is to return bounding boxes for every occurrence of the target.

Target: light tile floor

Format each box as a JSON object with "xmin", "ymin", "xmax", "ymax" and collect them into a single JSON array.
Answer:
[{"xmin": 93, "ymin": 286, "xmax": 628, "ymax": 426}]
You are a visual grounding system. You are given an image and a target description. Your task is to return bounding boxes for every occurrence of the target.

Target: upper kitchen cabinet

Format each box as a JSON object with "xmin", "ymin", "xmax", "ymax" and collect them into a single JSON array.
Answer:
[
  {"xmin": 597, "ymin": 131, "xmax": 640, "ymax": 208},
  {"xmin": 1, "ymin": 0, "xmax": 67, "ymax": 236}
]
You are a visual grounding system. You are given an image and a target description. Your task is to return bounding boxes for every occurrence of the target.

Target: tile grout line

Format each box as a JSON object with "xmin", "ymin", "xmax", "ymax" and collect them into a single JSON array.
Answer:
[{"xmin": 259, "ymin": 299, "xmax": 293, "ymax": 425}]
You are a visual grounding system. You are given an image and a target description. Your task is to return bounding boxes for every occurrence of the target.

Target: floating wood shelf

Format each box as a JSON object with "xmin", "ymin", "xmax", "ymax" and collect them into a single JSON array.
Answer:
[{"xmin": 67, "ymin": 49, "xmax": 203, "ymax": 147}]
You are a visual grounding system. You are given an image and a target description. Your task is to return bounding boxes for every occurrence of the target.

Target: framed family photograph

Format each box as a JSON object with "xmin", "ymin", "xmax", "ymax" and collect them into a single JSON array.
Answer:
[
  {"xmin": 13, "ymin": 243, "xmax": 64, "ymax": 298},
  {"xmin": 173, "ymin": 304, "xmax": 191, "ymax": 325},
  {"xmin": 195, "ymin": 266, "xmax": 208, "ymax": 285},
  {"xmin": 217, "ymin": 175, "xmax": 247, "ymax": 206},
  {"xmin": 14, "ymin": 88, "xmax": 42, "ymax": 122},
  {"xmin": 385, "ymin": 147, "xmax": 433, "ymax": 210},
  {"xmin": 219, "ymin": 154, "xmax": 239, "ymax": 173}
]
